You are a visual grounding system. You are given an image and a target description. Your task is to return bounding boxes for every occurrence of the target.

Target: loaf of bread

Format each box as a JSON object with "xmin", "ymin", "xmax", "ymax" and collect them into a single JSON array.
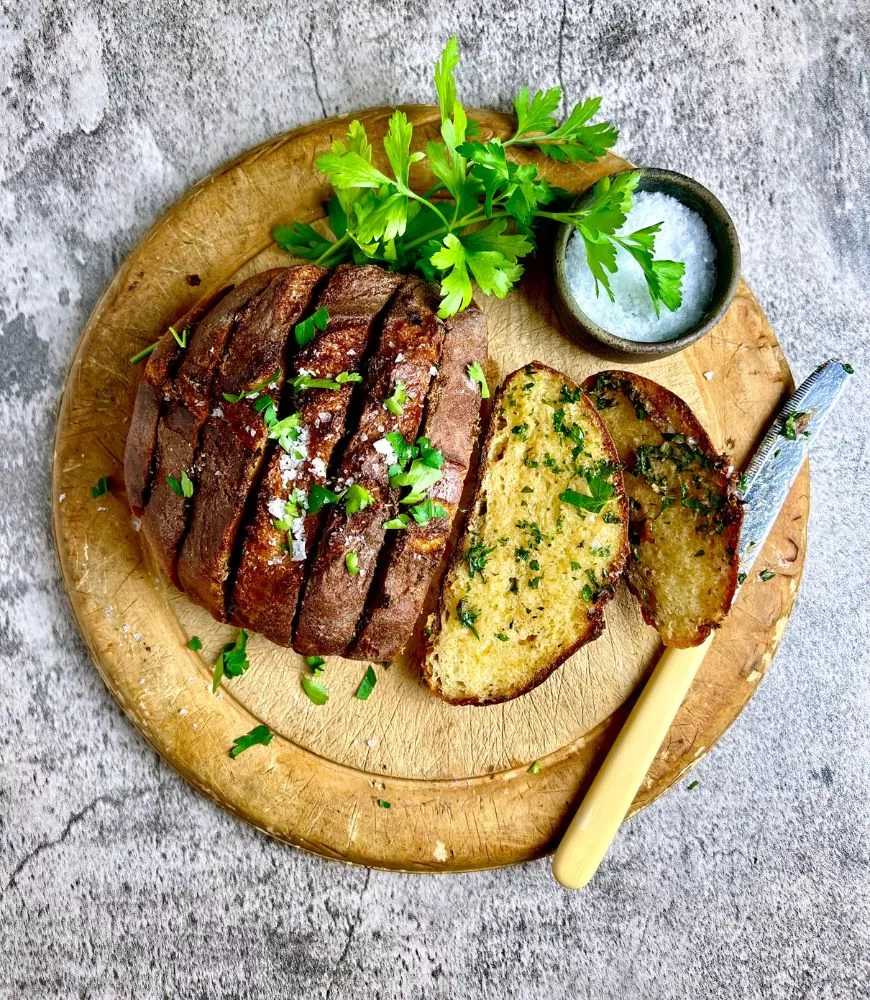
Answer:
[{"xmin": 423, "ymin": 363, "xmax": 629, "ymax": 705}]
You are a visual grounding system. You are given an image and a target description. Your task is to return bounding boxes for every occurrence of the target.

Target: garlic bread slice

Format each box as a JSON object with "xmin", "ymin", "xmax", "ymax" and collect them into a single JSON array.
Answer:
[
  {"xmin": 424, "ymin": 363, "xmax": 628, "ymax": 705},
  {"xmin": 583, "ymin": 371, "xmax": 742, "ymax": 648}
]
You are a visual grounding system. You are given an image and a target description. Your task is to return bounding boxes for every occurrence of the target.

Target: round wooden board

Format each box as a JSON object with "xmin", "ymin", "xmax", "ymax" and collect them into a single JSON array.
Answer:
[{"xmin": 52, "ymin": 107, "xmax": 808, "ymax": 872}]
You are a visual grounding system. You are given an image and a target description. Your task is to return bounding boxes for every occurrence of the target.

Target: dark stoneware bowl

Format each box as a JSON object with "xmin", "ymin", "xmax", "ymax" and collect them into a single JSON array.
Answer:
[{"xmin": 552, "ymin": 168, "xmax": 741, "ymax": 362}]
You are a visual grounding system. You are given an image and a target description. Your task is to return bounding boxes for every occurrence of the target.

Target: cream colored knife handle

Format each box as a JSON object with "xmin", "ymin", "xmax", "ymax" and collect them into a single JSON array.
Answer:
[{"xmin": 551, "ymin": 634, "xmax": 713, "ymax": 889}]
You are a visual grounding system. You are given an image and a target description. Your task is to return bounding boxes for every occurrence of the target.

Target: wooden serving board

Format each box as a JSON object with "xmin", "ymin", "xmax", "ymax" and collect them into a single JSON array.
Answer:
[{"xmin": 52, "ymin": 107, "xmax": 808, "ymax": 871}]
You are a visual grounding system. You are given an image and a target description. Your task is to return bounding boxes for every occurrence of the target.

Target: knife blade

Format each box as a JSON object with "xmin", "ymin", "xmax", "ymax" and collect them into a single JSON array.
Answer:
[{"xmin": 735, "ymin": 359, "xmax": 853, "ymax": 583}]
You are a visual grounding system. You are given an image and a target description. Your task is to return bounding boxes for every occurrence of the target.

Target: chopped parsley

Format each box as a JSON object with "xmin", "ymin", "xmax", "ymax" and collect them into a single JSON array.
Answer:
[
  {"xmin": 306, "ymin": 655, "xmax": 326, "ymax": 675},
  {"xmin": 466, "ymin": 535, "xmax": 495, "ymax": 580},
  {"xmin": 467, "ymin": 361, "xmax": 490, "ymax": 398},
  {"xmin": 307, "ymin": 483, "xmax": 343, "ymax": 513},
  {"xmin": 384, "ymin": 381, "xmax": 408, "ymax": 415},
  {"xmin": 589, "ymin": 545, "xmax": 610, "ymax": 558},
  {"xmin": 759, "ymin": 569, "xmax": 776, "ymax": 581},
  {"xmin": 511, "ymin": 423, "xmax": 528, "ymax": 441},
  {"xmin": 528, "ymin": 760, "xmax": 541, "ymax": 774},
  {"xmin": 738, "ymin": 472, "xmax": 748, "ymax": 492},
  {"xmin": 294, "ymin": 306, "xmax": 330, "ymax": 346},
  {"xmin": 560, "ymin": 473, "xmax": 614, "ymax": 514},
  {"xmin": 211, "ymin": 629, "xmax": 250, "ymax": 693},
  {"xmin": 409, "ymin": 498, "xmax": 448, "ymax": 524},
  {"xmin": 344, "ymin": 483, "xmax": 375, "ymax": 514},
  {"xmin": 91, "ymin": 477, "xmax": 110, "ymax": 500},
  {"xmin": 167, "ymin": 470, "xmax": 195, "ymax": 498},
  {"xmin": 456, "ymin": 599, "xmax": 481, "ymax": 639},
  {"xmin": 782, "ymin": 410, "xmax": 810, "ymax": 441},
  {"xmin": 843, "ymin": 363, "xmax": 854, "ymax": 374},
  {"xmin": 186, "ymin": 636, "xmax": 202, "ymax": 651},
  {"xmin": 687, "ymin": 779, "xmax": 700, "ymax": 791},
  {"xmin": 737, "ymin": 572, "xmax": 747, "ymax": 585},
  {"xmin": 345, "ymin": 551, "xmax": 360, "ymax": 575},
  {"xmin": 292, "ymin": 370, "xmax": 362, "ymax": 391},
  {"xmin": 229, "ymin": 725, "xmax": 273, "ymax": 759},
  {"xmin": 301, "ymin": 674, "xmax": 329, "ymax": 705},
  {"xmin": 496, "ymin": 633, "xmax": 509, "ymax": 642},
  {"xmin": 384, "ymin": 513, "xmax": 411, "ymax": 530},
  {"xmin": 559, "ymin": 384, "xmax": 584, "ymax": 403},
  {"xmin": 376, "ymin": 799, "xmax": 391, "ymax": 809},
  {"xmin": 355, "ymin": 665, "xmax": 377, "ymax": 700},
  {"xmin": 223, "ymin": 369, "xmax": 280, "ymax": 403},
  {"xmin": 569, "ymin": 561, "xmax": 581, "ymax": 571}
]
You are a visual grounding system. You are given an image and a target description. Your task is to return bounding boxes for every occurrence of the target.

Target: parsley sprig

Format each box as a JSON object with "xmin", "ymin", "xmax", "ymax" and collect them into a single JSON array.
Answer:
[{"xmin": 275, "ymin": 37, "xmax": 683, "ymax": 319}]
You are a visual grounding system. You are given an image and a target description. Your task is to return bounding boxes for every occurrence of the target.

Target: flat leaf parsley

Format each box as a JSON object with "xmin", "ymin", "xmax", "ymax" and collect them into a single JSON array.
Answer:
[{"xmin": 274, "ymin": 37, "xmax": 683, "ymax": 319}]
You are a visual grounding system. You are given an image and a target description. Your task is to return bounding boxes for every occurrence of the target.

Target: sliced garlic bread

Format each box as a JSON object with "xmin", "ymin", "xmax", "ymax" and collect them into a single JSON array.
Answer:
[
  {"xmin": 424, "ymin": 363, "xmax": 629, "ymax": 705},
  {"xmin": 583, "ymin": 371, "xmax": 742, "ymax": 648}
]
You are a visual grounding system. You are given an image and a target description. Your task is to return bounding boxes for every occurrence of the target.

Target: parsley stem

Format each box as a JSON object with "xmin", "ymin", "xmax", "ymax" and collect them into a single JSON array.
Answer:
[
  {"xmin": 314, "ymin": 231, "xmax": 352, "ymax": 267},
  {"xmin": 129, "ymin": 341, "xmax": 158, "ymax": 365}
]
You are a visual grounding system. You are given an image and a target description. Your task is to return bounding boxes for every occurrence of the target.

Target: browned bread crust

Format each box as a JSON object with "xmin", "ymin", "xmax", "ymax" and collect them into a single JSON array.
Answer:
[
  {"xmin": 124, "ymin": 287, "xmax": 232, "ymax": 517},
  {"xmin": 583, "ymin": 370, "xmax": 742, "ymax": 647},
  {"xmin": 423, "ymin": 362, "xmax": 629, "ymax": 705},
  {"xmin": 348, "ymin": 302, "xmax": 488, "ymax": 662},
  {"xmin": 138, "ymin": 272, "xmax": 278, "ymax": 583},
  {"xmin": 231, "ymin": 265, "xmax": 405, "ymax": 645},
  {"xmin": 177, "ymin": 265, "xmax": 326, "ymax": 620},
  {"xmin": 293, "ymin": 278, "xmax": 445, "ymax": 656}
]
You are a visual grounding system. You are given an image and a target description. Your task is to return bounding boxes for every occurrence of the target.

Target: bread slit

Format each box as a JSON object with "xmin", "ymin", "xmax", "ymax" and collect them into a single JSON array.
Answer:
[
  {"xmin": 293, "ymin": 277, "xmax": 445, "ymax": 656},
  {"xmin": 124, "ymin": 285, "xmax": 233, "ymax": 517},
  {"xmin": 138, "ymin": 271, "xmax": 279, "ymax": 583},
  {"xmin": 348, "ymin": 301, "xmax": 488, "ymax": 662},
  {"xmin": 176, "ymin": 264, "xmax": 327, "ymax": 620},
  {"xmin": 230, "ymin": 264, "xmax": 405, "ymax": 644}
]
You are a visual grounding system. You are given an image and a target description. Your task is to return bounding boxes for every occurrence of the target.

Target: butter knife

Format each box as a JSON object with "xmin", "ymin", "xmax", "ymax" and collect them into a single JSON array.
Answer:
[{"xmin": 552, "ymin": 359, "xmax": 853, "ymax": 889}]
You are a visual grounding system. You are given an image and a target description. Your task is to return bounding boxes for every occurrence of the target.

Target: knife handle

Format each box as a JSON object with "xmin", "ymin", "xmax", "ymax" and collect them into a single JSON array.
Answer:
[{"xmin": 551, "ymin": 634, "xmax": 713, "ymax": 889}]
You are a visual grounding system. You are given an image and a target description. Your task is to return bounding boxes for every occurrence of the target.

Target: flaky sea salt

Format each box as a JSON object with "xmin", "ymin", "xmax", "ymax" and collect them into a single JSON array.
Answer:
[{"xmin": 565, "ymin": 190, "xmax": 717, "ymax": 343}]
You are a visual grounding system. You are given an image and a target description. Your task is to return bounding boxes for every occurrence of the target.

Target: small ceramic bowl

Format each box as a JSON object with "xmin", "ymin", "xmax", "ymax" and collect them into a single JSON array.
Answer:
[{"xmin": 552, "ymin": 167, "xmax": 741, "ymax": 362}]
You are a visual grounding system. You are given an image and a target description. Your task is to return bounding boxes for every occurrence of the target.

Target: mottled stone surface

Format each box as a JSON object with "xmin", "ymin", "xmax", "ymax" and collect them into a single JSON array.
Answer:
[{"xmin": 1, "ymin": 2, "xmax": 868, "ymax": 997}]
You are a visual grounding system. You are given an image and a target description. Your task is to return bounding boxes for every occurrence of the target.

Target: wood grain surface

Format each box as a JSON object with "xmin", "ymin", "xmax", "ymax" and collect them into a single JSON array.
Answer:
[{"xmin": 51, "ymin": 106, "xmax": 807, "ymax": 871}]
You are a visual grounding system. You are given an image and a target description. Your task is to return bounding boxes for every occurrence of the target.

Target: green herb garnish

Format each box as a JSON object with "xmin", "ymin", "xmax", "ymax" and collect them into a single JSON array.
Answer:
[
  {"xmin": 229, "ymin": 725, "xmax": 273, "ymax": 759},
  {"xmin": 384, "ymin": 513, "xmax": 411, "ymax": 530},
  {"xmin": 384, "ymin": 381, "xmax": 408, "ymax": 416},
  {"xmin": 345, "ymin": 551, "xmax": 360, "ymax": 575},
  {"xmin": 456, "ymin": 599, "xmax": 481, "ymax": 639},
  {"xmin": 467, "ymin": 361, "xmax": 490, "ymax": 398},
  {"xmin": 166, "ymin": 469, "xmax": 195, "ymax": 498},
  {"xmin": 377, "ymin": 799, "xmax": 391, "ymax": 809},
  {"xmin": 560, "ymin": 474, "xmax": 614, "ymax": 514},
  {"xmin": 355, "ymin": 665, "xmax": 377, "ymax": 700},
  {"xmin": 294, "ymin": 306, "xmax": 330, "ymax": 347},
  {"xmin": 186, "ymin": 636, "xmax": 203, "ymax": 651},
  {"xmin": 782, "ymin": 411, "xmax": 810, "ymax": 441},
  {"xmin": 301, "ymin": 674, "xmax": 329, "ymax": 705},
  {"xmin": 843, "ymin": 363, "xmax": 854, "ymax": 374},
  {"xmin": 307, "ymin": 484, "xmax": 343, "ymax": 513},
  {"xmin": 273, "ymin": 37, "xmax": 683, "ymax": 319},
  {"xmin": 759, "ymin": 569, "xmax": 776, "ymax": 581},
  {"xmin": 528, "ymin": 760, "xmax": 541, "ymax": 774},
  {"xmin": 211, "ymin": 629, "xmax": 250, "ymax": 693},
  {"xmin": 293, "ymin": 370, "xmax": 362, "ymax": 391},
  {"xmin": 687, "ymin": 779, "xmax": 700, "ymax": 791},
  {"xmin": 737, "ymin": 572, "xmax": 747, "ymax": 585},
  {"xmin": 305, "ymin": 655, "xmax": 326, "ymax": 675},
  {"xmin": 408, "ymin": 498, "xmax": 448, "ymax": 524},
  {"xmin": 496, "ymin": 633, "xmax": 509, "ymax": 642},
  {"xmin": 91, "ymin": 477, "xmax": 110, "ymax": 500},
  {"xmin": 344, "ymin": 483, "xmax": 375, "ymax": 514}
]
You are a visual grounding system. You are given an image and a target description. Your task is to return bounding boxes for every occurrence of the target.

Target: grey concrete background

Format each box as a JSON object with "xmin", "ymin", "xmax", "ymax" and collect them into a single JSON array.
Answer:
[{"xmin": 1, "ymin": 1, "xmax": 868, "ymax": 997}]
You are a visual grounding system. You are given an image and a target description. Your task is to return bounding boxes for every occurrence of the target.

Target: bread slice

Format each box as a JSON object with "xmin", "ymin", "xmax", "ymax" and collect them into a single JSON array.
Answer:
[
  {"xmin": 124, "ymin": 285, "xmax": 232, "ymax": 517},
  {"xmin": 582, "ymin": 370, "xmax": 742, "ymax": 647},
  {"xmin": 177, "ymin": 265, "xmax": 326, "ymax": 620},
  {"xmin": 231, "ymin": 264, "xmax": 404, "ymax": 645},
  {"xmin": 348, "ymin": 302, "xmax": 488, "ymax": 662},
  {"xmin": 423, "ymin": 362, "xmax": 629, "ymax": 705},
  {"xmin": 139, "ymin": 271, "xmax": 278, "ymax": 583},
  {"xmin": 293, "ymin": 278, "xmax": 445, "ymax": 656}
]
